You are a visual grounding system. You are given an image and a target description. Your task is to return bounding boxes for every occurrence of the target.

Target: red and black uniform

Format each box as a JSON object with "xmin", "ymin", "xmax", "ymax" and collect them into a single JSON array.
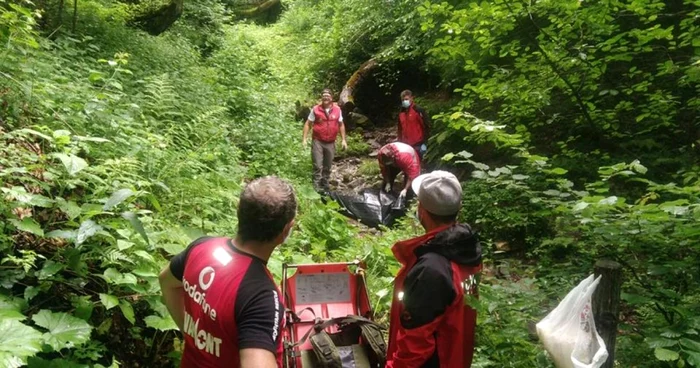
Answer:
[
  {"xmin": 311, "ymin": 103, "xmax": 343, "ymax": 143},
  {"xmin": 169, "ymin": 237, "xmax": 284, "ymax": 368},
  {"xmin": 386, "ymin": 224, "xmax": 483, "ymax": 368},
  {"xmin": 378, "ymin": 142, "xmax": 421, "ymax": 188},
  {"xmin": 398, "ymin": 104, "xmax": 430, "ymax": 148}
]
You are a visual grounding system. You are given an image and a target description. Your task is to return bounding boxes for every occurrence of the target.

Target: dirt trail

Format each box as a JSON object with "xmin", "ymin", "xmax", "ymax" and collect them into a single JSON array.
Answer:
[{"xmin": 328, "ymin": 126, "xmax": 397, "ymax": 193}]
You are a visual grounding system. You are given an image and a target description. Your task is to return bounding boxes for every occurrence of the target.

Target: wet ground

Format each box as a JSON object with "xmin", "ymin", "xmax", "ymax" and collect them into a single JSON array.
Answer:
[{"xmin": 328, "ymin": 126, "xmax": 401, "ymax": 193}]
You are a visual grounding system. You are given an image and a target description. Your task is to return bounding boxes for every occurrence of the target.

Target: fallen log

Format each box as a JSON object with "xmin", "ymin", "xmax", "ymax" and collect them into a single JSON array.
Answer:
[
  {"xmin": 131, "ymin": 0, "xmax": 184, "ymax": 36},
  {"xmin": 339, "ymin": 58, "xmax": 378, "ymax": 111},
  {"xmin": 234, "ymin": 0, "xmax": 280, "ymax": 17}
]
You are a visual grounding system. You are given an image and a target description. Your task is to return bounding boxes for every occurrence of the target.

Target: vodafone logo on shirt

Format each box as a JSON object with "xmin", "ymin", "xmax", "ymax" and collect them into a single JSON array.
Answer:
[
  {"xmin": 183, "ymin": 266, "xmax": 224, "ymax": 358},
  {"xmin": 183, "ymin": 266, "xmax": 218, "ymax": 321},
  {"xmin": 198, "ymin": 266, "xmax": 215, "ymax": 290}
]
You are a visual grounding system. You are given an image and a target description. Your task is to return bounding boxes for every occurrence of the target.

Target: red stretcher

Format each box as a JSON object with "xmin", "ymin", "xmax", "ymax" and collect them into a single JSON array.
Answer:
[{"xmin": 280, "ymin": 261, "xmax": 376, "ymax": 368}]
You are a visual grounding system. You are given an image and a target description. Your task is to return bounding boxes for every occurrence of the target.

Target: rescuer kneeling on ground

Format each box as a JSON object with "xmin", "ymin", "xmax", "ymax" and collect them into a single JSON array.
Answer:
[
  {"xmin": 159, "ymin": 176, "xmax": 297, "ymax": 368},
  {"xmin": 377, "ymin": 142, "xmax": 421, "ymax": 201},
  {"xmin": 386, "ymin": 170, "xmax": 483, "ymax": 368}
]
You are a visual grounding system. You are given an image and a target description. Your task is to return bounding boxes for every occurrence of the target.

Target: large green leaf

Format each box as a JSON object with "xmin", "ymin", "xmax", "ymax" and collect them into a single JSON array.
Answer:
[
  {"xmin": 99, "ymin": 293, "xmax": 119, "ymax": 310},
  {"xmin": 32, "ymin": 310, "xmax": 93, "ymax": 351},
  {"xmin": 37, "ymin": 260, "xmax": 64, "ymax": 280},
  {"xmin": 144, "ymin": 314, "xmax": 178, "ymax": 331},
  {"xmin": 646, "ymin": 336, "xmax": 677, "ymax": 348},
  {"xmin": 119, "ymin": 300, "xmax": 135, "ymax": 324},
  {"xmin": 122, "ymin": 211, "xmax": 149, "ymax": 245},
  {"xmin": 103, "ymin": 189, "xmax": 134, "ymax": 211},
  {"xmin": 0, "ymin": 319, "xmax": 43, "ymax": 367},
  {"xmin": 0, "ymin": 294, "xmax": 27, "ymax": 322},
  {"xmin": 76, "ymin": 220, "xmax": 102, "ymax": 246},
  {"xmin": 102, "ymin": 268, "xmax": 138, "ymax": 285},
  {"xmin": 9, "ymin": 218, "xmax": 44, "ymax": 236},
  {"xmin": 1, "ymin": 187, "xmax": 53, "ymax": 207},
  {"xmin": 681, "ymin": 338, "xmax": 700, "ymax": 353},
  {"xmin": 53, "ymin": 153, "xmax": 88, "ymax": 176},
  {"xmin": 687, "ymin": 351, "xmax": 700, "ymax": 367},
  {"xmin": 654, "ymin": 347, "xmax": 680, "ymax": 361},
  {"xmin": 57, "ymin": 199, "xmax": 82, "ymax": 220}
]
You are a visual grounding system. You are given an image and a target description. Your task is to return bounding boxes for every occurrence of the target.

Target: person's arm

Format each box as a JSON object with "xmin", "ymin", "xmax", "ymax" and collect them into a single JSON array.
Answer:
[
  {"xmin": 401, "ymin": 178, "xmax": 412, "ymax": 197},
  {"xmin": 378, "ymin": 154, "xmax": 389, "ymax": 191},
  {"xmin": 240, "ymin": 349, "xmax": 277, "ymax": 368},
  {"xmin": 158, "ymin": 236, "xmax": 211, "ymax": 332},
  {"xmin": 236, "ymin": 280, "xmax": 284, "ymax": 368},
  {"xmin": 302, "ymin": 119, "xmax": 312, "ymax": 146},
  {"xmin": 339, "ymin": 121, "xmax": 347, "ymax": 150},
  {"xmin": 303, "ymin": 109, "xmax": 316, "ymax": 146},
  {"xmin": 399, "ymin": 153, "xmax": 419, "ymax": 196},
  {"xmin": 415, "ymin": 105, "xmax": 431, "ymax": 142},
  {"xmin": 159, "ymin": 265, "xmax": 185, "ymax": 331},
  {"xmin": 386, "ymin": 255, "xmax": 456, "ymax": 368}
]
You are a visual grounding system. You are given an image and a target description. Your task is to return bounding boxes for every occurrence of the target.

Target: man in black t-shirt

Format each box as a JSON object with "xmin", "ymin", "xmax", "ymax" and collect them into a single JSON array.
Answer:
[{"xmin": 159, "ymin": 176, "xmax": 297, "ymax": 368}]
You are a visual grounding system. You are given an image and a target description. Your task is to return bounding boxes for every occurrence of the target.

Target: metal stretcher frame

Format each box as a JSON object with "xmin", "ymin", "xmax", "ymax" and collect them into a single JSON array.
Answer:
[{"xmin": 281, "ymin": 260, "xmax": 374, "ymax": 368}]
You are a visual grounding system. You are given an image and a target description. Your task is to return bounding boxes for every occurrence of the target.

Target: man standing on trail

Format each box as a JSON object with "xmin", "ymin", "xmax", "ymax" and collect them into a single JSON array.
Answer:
[
  {"xmin": 377, "ymin": 142, "xmax": 421, "ymax": 200},
  {"xmin": 159, "ymin": 176, "xmax": 296, "ymax": 368},
  {"xmin": 302, "ymin": 88, "xmax": 348, "ymax": 194},
  {"xmin": 386, "ymin": 170, "xmax": 482, "ymax": 368},
  {"xmin": 397, "ymin": 89, "xmax": 431, "ymax": 159}
]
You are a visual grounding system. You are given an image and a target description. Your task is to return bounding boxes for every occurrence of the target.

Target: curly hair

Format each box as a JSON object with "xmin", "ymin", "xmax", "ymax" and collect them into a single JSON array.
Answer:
[{"xmin": 237, "ymin": 176, "xmax": 297, "ymax": 243}]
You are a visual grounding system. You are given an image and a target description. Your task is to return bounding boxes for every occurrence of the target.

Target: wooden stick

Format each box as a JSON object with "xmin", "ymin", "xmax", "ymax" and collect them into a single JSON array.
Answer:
[{"xmin": 593, "ymin": 259, "xmax": 622, "ymax": 368}]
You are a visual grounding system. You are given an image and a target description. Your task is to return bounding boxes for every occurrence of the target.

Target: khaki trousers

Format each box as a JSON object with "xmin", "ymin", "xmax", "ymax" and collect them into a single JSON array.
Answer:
[{"xmin": 312, "ymin": 139, "xmax": 335, "ymax": 191}]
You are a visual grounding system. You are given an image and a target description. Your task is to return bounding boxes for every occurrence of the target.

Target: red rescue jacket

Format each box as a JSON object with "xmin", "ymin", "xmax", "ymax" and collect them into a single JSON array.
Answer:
[
  {"xmin": 378, "ymin": 142, "xmax": 421, "ymax": 181},
  {"xmin": 398, "ymin": 104, "xmax": 427, "ymax": 146},
  {"xmin": 386, "ymin": 224, "xmax": 483, "ymax": 368},
  {"xmin": 311, "ymin": 103, "xmax": 342, "ymax": 143}
]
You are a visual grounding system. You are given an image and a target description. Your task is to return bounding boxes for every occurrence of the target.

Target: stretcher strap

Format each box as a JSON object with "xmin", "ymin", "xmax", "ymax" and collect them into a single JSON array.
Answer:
[
  {"xmin": 287, "ymin": 307, "xmax": 317, "ymax": 323},
  {"xmin": 291, "ymin": 315, "xmax": 384, "ymax": 348}
]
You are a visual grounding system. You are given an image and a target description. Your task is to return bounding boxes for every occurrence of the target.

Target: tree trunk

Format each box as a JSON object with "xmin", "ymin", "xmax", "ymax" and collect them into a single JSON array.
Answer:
[
  {"xmin": 131, "ymin": 0, "xmax": 184, "ymax": 36},
  {"xmin": 593, "ymin": 260, "xmax": 622, "ymax": 368},
  {"xmin": 339, "ymin": 58, "xmax": 378, "ymax": 111},
  {"xmin": 57, "ymin": 0, "xmax": 64, "ymax": 26},
  {"xmin": 234, "ymin": 0, "xmax": 280, "ymax": 17},
  {"xmin": 72, "ymin": 0, "xmax": 78, "ymax": 32}
]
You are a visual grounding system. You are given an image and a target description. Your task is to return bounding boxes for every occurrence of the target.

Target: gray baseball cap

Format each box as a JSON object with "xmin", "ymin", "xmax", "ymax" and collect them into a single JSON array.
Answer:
[{"xmin": 411, "ymin": 170, "xmax": 463, "ymax": 216}]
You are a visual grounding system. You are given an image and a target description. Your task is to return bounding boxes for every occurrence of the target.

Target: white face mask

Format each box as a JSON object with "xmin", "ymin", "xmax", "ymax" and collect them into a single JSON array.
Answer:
[{"xmin": 402, "ymin": 100, "xmax": 411, "ymax": 108}]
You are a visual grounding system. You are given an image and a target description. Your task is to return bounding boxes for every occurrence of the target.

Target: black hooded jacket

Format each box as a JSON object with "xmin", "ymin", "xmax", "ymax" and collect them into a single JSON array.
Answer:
[{"xmin": 401, "ymin": 223, "xmax": 483, "ymax": 330}]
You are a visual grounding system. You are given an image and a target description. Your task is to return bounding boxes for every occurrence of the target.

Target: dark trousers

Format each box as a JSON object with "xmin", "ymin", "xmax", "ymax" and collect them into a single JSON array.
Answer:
[{"xmin": 312, "ymin": 139, "xmax": 335, "ymax": 191}]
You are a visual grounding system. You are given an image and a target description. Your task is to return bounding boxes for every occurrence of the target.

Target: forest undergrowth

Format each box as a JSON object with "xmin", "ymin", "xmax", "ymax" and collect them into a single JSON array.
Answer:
[{"xmin": 1, "ymin": 0, "xmax": 699, "ymax": 367}]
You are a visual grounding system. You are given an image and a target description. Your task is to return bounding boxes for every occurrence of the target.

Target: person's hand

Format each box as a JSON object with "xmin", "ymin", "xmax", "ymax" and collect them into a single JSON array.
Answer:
[
  {"xmin": 382, "ymin": 183, "xmax": 391, "ymax": 193},
  {"xmin": 302, "ymin": 138, "xmax": 308, "ymax": 148},
  {"xmin": 341, "ymin": 139, "xmax": 348, "ymax": 150},
  {"xmin": 399, "ymin": 189, "xmax": 407, "ymax": 198}
]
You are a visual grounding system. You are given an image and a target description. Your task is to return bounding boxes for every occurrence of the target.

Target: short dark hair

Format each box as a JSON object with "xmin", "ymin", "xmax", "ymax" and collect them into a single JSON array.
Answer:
[
  {"xmin": 321, "ymin": 88, "xmax": 333, "ymax": 96},
  {"xmin": 400, "ymin": 90, "xmax": 413, "ymax": 99},
  {"xmin": 426, "ymin": 211, "xmax": 458, "ymax": 225},
  {"xmin": 237, "ymin": 176, "xmax": 297, "ymax": 243}
]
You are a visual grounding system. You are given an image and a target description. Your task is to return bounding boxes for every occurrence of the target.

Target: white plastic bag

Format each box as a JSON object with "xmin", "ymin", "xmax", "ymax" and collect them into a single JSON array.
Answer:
[{"xmin": 536, "ymin": 274, "xmax": 609, "ymax": 368}]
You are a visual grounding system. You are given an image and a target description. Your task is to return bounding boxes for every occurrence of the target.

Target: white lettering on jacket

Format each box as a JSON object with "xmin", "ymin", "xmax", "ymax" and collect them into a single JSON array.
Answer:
[
  {"xmin": 184, "ymin": 310, "xmax": 223, "ymax": 357},
  {"xmin": 461, "ymin": 274, "xmax": 478, "ymax": 295},
  {"xmin": 183, "ymin": 267, "xmax": 218, "ymax": 321},
  {"xmin": 272, "ymin": 290, "xmax": 280, "ymax": 342}
]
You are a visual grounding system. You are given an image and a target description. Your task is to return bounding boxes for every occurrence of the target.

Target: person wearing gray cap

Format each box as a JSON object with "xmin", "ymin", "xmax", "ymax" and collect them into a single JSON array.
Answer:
[{"xmin": 385, "ymin": 170, "xmax": 483, "ymax": 368}]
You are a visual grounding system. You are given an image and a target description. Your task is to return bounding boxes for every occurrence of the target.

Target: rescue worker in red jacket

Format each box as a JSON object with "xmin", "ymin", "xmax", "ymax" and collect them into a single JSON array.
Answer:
[
  {"xmin": 377, "ymin": 142, "xmax": 421, "ymax": 200},
  {"xmin": 386, "ymin": 170, "xmax": 483, "ymax": 368},
  {"xmin": 398, "ymin": 90, "xmax": 431, "ymax": 159},
  {"xmin": 159, "ymin": 176, "xmax": 297, "ymax": 368},
  {"xmin": 302, "ymin": 88, "xmax": 348, "ymax": 193}
]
